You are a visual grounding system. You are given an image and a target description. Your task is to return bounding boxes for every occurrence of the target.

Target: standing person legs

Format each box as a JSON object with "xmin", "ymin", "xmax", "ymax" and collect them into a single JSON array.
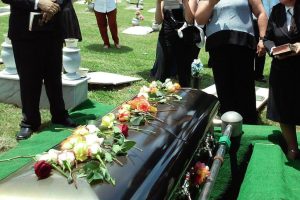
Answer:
[
  {"xmin": 107, "ymin": 9, "xmax": 120, "ymax": 48},
  {"xmin": 280, "ymin": 123, "xmax": 299, "ymax": 160},
  {"xmin": 209, "ymin": 45, "xmax": 257, "ymax": 124},
  {"xmin": 12, "ymin": 40, "xmax": 44, "ymax": 139},
  {"xmin": 176, "ymin": 43, "xmax": 200, "ymax": 87},
  {"xmin": 95, "ymin": 10, "xmax": 110, "ymax": 47},
  {"xmin": 42, "ymin": 38, "xmax": 69, "ymax": 122}
]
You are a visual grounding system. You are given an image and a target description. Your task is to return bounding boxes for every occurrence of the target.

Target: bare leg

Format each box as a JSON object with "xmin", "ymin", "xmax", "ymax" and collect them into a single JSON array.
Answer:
[{"xmin": 280, "ymin": 123, "xmax": 299, "ymax": 160}]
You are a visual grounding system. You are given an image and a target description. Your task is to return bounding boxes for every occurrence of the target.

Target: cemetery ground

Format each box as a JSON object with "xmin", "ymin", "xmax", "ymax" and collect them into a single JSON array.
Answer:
[{"xmin": 0, "ymin": 0, "xmax": 273, "ymax": 153}]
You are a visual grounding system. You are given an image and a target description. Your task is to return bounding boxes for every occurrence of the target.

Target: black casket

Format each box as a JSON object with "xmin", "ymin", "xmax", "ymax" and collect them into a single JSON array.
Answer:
[{"xmin": 0, "ymin": 89, "xmax": 219, "ymax": 200}]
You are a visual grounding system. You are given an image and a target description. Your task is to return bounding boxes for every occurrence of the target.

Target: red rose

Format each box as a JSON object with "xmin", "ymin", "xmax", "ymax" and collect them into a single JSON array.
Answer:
[
  {"xmin": 119, "ymin": 124, "xmax": 129, "ymax": 138},
  {"xmin": 34, "ymin": 160, "xmax": 52, "ymax": 179}
]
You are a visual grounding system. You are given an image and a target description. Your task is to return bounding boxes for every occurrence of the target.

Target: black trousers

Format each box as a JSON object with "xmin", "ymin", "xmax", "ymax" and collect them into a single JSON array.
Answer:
[
  {"xmin": 158, "ymin": 34, "xmax": 200, "ymax": 87},
  {"xmin": 12, "ymin": 38, "xmax": 68, "ymax": 130},
  {"xmin": 209, "ymin": 45, "xmax": 258, "ymax": 124}
]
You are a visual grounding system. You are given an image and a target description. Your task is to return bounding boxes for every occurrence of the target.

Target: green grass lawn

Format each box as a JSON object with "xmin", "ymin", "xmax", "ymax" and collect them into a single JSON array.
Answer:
[{"xmin": 0, "ymin": 0, "xmax": 274, "ymax": 153}]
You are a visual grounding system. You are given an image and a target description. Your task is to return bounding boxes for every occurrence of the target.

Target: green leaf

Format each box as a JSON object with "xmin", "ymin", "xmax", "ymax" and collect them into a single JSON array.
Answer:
[
  {"xmin": 112, "ymin": 145, "xmax": 122, "ymax": 154},
  {"xmin": 104, "ymin": 152, "xmax": 113, "ymax": 162},
  {"xmin": 113, "ymin": 126, "xmax": 121, "ymax": 133},
  {"xmin": 83, "ymin": 161, "xmax": 99, "ymax": 172},
  {"xmin": 129, "ymin": 116, "xmax": 145, "ymax": 126},
  {"xmin": 121, "ymin": 140, "xmax": 136, "ymax": 152}
]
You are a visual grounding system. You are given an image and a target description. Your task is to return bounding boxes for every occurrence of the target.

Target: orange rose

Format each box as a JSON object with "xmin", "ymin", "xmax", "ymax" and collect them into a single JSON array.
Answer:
[
  {"xmin": 174, "ymin": 83, "xmax": 181, "ymax": 90},
  {"xmin": 136, "ymin": 99, "xmax": 151, "ymax": 112}
]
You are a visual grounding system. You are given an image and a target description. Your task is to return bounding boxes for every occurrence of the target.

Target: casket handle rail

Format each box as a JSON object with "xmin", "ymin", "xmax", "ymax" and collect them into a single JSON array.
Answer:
[{"xmin": 198, "ymin": 111, "xmax": 243, "ymax": 200}]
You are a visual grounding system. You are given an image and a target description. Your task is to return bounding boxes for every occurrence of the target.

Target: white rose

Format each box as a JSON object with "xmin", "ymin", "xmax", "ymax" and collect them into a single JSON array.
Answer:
[
  {"xmin": 88, "ymin": 143, "xmax": 102, "ymax": 157},
  {"xmin": 149, "ymin": 81, "xmax": 157, "ymax": 88},
  {"xmin": 86, "ymin": 124, "xmax": 100, "ymax": 134},
  {"xmin": 58, "ymin": 151, "xmax": 75, "ymax": 167},
  {"xmin": 84, "ymin": 134, "xmax": 104, "ymax": 146}
]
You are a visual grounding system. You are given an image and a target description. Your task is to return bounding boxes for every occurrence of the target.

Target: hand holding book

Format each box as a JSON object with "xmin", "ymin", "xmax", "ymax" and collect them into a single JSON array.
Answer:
[
  {"xmin": 29, "ymin": 11, "xmax": 55, "ymax": 31},
  {"xmin": 271, "ymin": 43, "xmax": 299, "ymax": 60}
]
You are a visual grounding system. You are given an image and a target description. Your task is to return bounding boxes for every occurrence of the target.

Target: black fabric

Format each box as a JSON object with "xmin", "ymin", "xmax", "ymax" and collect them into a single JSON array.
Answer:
[
  {"xmin": 61, "ymin": 1, "xmax": 82, "ymax": 41},
  {"xmin": 155, "ymin": 7, "xmax": 200, "ymax": 87},
  {"xmin": 205, "ymin": 30, "xmax": 256, "ymax": 52},
  {"xmin": 208, "ymin": 45, "xmax": 257, "ymax": 124},
  {"xmin": 12, "ymin": 39, "xmax": 68, "ymax": 129},
  {"xmin": 3, "ymin": 0, "xmax": 69, "ymax": 41},
  {"xmin": 181, "ymin": 26, "xmax": 201, "ymax": 45},
  {"xmin": 267, "ymin": 56, "xmax": 300, "ymax": 124},
  {"xmin": 264, "ymin": 3, "xmax": 300, "ymax": 124}
]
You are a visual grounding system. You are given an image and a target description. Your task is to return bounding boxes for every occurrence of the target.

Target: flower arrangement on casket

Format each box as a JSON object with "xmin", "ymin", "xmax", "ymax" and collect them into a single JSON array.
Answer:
[
  {"xmin": 33, "ymin": 80, "xmax": 181, "ymax": 186},
  {"xmin": 34, "ymin": 115, "xmax": 136, "ymax": 186},
  {"xmin": 138, "ymin": 79, "xmax": 182, "ymax": 103},
  {"xmin": 116, "ymin": 79, "xmax": 182, "ymax": 126}
]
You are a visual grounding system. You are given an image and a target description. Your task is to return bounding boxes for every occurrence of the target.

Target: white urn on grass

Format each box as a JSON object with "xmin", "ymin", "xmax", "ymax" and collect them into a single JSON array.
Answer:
[
  {"xmin": 62, "ymin": 38, "xmax": 81, "ymax": 80},
  {"xmin": 132, "ymin": 18, "xmax": 140, "ymax": 26},
  {"xmin": 1, "ymin": 35, "xmax": 17, "ymax": 75},
  {"xmin": 65, "ymin": 38, "xmax": 78, "ymax": 48}
]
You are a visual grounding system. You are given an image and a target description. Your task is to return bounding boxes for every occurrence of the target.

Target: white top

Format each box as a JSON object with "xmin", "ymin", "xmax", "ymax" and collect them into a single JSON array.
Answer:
[
  {"xmin": 94, "ymin": 0, "xmax": 116, "ymax": 13},
  {"xmin": 285, "ymin": 6, "xmax": 294, "ymax": 32}
]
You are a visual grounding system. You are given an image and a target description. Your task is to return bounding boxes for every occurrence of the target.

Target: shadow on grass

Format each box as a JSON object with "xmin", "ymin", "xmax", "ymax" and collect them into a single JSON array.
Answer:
[
  {"xmin": 136, "ymin": 69, "xmax": 152, "ymax": 82},
  {"xmin": 88, "ymin": 82, "xmax": 132, "ymax": 91},
  {"xmin": 85, "ymin": 44, "xmax": 133, "ymax": 53}
]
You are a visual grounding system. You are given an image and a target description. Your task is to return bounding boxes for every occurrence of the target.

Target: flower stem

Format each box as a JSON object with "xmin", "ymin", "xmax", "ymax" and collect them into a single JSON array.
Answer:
[
  {"xmin": 146, "ymin": 113, "xmax": 165, "ymax": 123},
  {"xmin": 0, "ymin": 155, "xmax": 35, "ymax": 162},
  {"xmin": 113, "ymin": 158, "xmax": 124, "ymax": 166},
  {"xmin": 101, "ymin": 149, "xmax": 124, "ymax": 166},
  {"xmin": 129, "ymin": 126, "xmax": 156, "ymax": 135},
  {"xmin": 51, "ymin": 164, "xmax": 69, "ymax": 179}
]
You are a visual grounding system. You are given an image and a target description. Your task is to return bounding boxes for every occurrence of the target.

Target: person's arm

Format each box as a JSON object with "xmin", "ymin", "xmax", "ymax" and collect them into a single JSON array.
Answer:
[
  {"xmin": 155, "ymin": 0, "xmax": 164, "ymax": 24},
  {"xmin": 263, "ymin": 8, "xmax": 276, "ymax": 55},
  {"xmin": 182, "ymin": 0, "xmax": 198, "ymax": 24},
  {"xmin": 249, "ymin": 0, "xmax": 268, "ymax": 56},
  {"xmin": 195, "ymin": 0, "xmax": 219, "ymax": 25}
]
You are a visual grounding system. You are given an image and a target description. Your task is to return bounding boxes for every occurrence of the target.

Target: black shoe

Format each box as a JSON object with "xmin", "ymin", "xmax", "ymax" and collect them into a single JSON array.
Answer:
[
  {"xmin": 52, "ymin": 118, "xmax": 78, "ymax": 128},
  {"xmin": 16, "ymin": 127, "xmax": 33, "ymax": 140}
]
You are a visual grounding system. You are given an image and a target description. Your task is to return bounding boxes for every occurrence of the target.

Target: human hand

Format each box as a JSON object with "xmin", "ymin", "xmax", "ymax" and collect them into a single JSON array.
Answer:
[
  {"xmin": 293, "ymin": 42, "xmax": 300, "ymax": 54},
  {"xmin": 41, "ymin": 11, "xmax": 54, "ymax": 23},
  {"xmin": 257, "ymin": 40, "xmax": 266, "ymax": 57},
  {"xmin": 38, "ymin": 0, "xmax": 60, "ymax": 14}
]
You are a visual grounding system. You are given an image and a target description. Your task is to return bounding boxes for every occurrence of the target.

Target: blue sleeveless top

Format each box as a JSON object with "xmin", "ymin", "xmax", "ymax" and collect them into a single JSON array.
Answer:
[{"xmin": 205, "ymin": 0, "xmax": 257, "ymax": 51}]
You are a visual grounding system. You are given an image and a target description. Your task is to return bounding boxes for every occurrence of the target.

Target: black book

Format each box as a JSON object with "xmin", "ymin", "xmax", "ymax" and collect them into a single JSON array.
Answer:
[{"xmin": 29, "ymin": 12, "xmax": 55, "ymax": 31}]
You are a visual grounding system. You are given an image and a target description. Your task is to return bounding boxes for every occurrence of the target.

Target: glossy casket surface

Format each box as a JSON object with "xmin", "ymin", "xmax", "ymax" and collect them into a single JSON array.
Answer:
[{"xmin": 0, "ymin": 89, "xmax": 219, "ymax": 200}]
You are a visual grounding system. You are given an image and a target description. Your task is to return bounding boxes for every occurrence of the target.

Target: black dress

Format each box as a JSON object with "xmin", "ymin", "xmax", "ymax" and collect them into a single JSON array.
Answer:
[
  {"xmin": 264, "ymin": 3, "xmax": 300, "ymax": 124},
  {"xmin": 154, "ymin": 6, "xmax": 200, "ymax": 87}
]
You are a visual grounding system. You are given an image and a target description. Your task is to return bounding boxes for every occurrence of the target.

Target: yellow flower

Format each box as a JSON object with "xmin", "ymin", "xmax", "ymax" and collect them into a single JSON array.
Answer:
[
  {"xmin": 73, "ymin": 141, "xmax": 89, "ymax": 162},
  {"xmin": 73, "ymin": 126, "xmax": 89, "ymax": 136},
  {"xmin": 101, "ymin": 115, "xmax": 114, "ymax": 128}
]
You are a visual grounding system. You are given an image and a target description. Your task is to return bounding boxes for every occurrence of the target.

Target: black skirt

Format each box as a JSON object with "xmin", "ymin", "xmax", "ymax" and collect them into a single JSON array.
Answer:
[{"xmin": 267, "ymin": 55, "xmax": 300, "ymax": 125}]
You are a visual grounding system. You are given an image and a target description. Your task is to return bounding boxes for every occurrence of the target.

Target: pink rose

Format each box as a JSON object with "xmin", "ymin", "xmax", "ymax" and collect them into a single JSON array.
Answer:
[{"xmin": 34, "ymin": 160, "xmax": 52, "ymax": 179}]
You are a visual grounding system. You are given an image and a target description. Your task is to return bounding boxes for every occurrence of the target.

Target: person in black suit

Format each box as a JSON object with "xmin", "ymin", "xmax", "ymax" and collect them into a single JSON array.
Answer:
[
  {"xmin": 264, "ymin": 0, "xmax": 300, "ymax": 160},
  {"xmin": 2, "ymin": 0, "xmax": 77, "ymax": 140}
]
